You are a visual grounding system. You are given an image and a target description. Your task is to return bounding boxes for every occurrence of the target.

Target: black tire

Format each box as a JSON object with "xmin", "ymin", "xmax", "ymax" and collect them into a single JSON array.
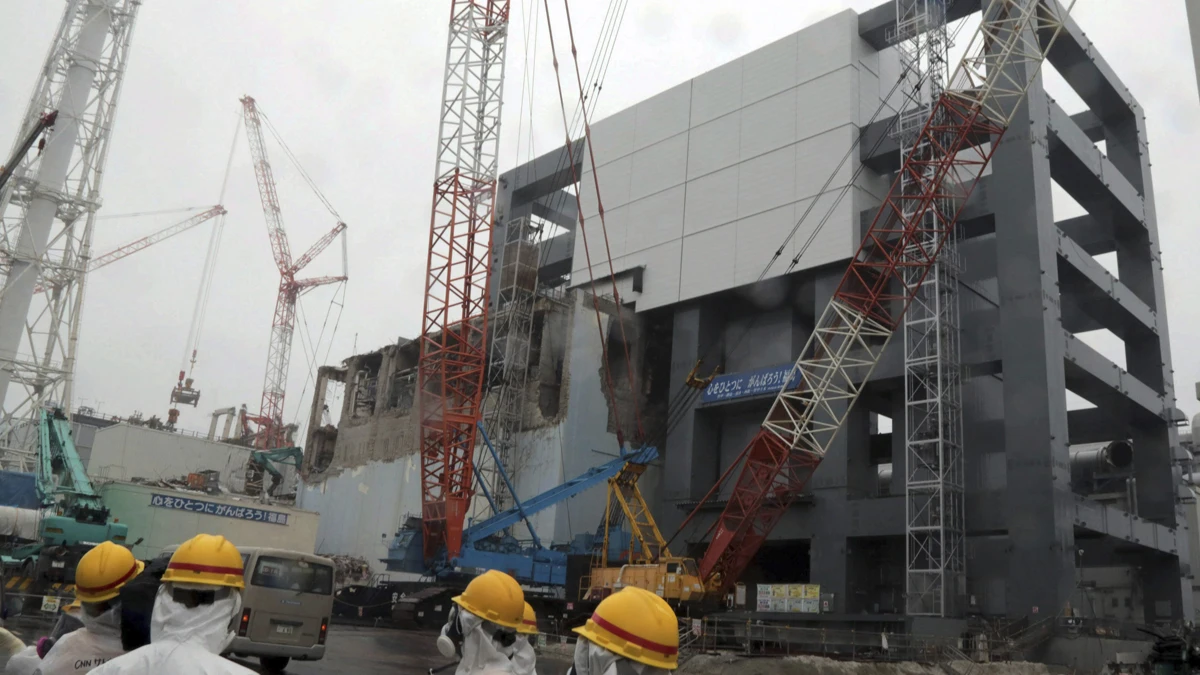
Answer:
[{"xmin": 259, "ymin": 656, "xmax": 290, "ymax": 673}]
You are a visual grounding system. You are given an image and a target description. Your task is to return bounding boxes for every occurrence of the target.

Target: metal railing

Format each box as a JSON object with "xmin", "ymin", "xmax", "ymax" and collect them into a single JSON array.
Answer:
[{"xmin": 694, "ymin": 616, "xmax": 954, "ymax": 662}]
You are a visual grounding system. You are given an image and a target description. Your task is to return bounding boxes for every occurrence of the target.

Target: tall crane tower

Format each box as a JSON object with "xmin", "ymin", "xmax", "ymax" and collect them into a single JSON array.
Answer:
[
  {"xmin": 687, "ymin": 0, "xmax": 1074, "ymax": 594},
  {"xmin": 418, "ymin": 0, "xmax": 511, "ymax": 562},
  {"xmin": 0, "ymin": 0, "xmax": 142, "ymax": 469},
  {"xmin": 890, "ymin": 0, "xmax": 964, "ymax": 617},
  {"xmin": 240, "ymin": 96, "xmax": 347, "ymax": 450}
]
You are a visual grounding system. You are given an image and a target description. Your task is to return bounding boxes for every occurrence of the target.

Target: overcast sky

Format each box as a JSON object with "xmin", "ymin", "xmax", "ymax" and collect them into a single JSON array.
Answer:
[{"xmin": 0, "ymin": 1, "xmax": 1196, "ymax": 440}]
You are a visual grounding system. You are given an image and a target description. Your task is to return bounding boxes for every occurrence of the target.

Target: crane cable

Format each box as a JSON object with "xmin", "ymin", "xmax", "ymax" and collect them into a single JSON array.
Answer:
[
  {"xmin": 543, "ymin": 0, "xmax": 647, "ymax": 448},
  {"xmin": 258, "ymin": 109, "xmax": 342, "ymax": 222},
  {"xmin": 181, "ymin": 115, "xmax": 241, "ymax": 378}
]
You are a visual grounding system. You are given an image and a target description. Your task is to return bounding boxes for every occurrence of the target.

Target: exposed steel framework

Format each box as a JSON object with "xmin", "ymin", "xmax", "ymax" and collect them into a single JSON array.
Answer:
[
  {"xmin": 890, "ymin": 0, "xmax": 965, "ymax": 617},
  {"xmin": 240, "ymin": 96, "xmax": 347, "ymax": 450},
  {"xmin": 0, "ymin": 0, "xmax": 142, "ymax": 470},
  {"xmin": 418, "ymin": 1, "xmax": 511, "ymax": 561},
  {"xmin": 693, "ymin": 0, "xmax": 1075, "ymax": 592}
]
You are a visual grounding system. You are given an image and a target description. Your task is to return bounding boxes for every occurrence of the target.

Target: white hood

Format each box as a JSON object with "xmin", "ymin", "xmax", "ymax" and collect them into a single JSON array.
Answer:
[
  {"xmin": 149, "ymin": 585, "xmax": 241, "ymax": 655},
  {"xmin": 572, "ymin": 638, "xmax": 672, "ymax": 675},
  {"xmin": 78, "ymin": 606, "xmax": 122, "ymax": 640},
  {"xmin": 438, "ymin": 607, "xmax": 515, "ymax": 675},
  {"xmin": 511, "ymin": 635, "xmax": 536, "ymax": 675}
]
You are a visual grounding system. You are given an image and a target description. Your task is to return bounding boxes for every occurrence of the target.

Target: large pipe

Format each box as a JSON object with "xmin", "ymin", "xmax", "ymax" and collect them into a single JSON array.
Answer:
[{"xmin": 1069, "ymin": 440, "xmax": 1133, "ymax": 483}]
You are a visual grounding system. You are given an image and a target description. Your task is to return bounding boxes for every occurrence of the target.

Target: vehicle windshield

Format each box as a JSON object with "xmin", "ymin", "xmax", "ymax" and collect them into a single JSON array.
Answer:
[
  {"xmin": 250, "ymin": 556, "xmax": 334, "ymax": 595},
  {"xmin": 684, "ymin": 559, "xmax": 699, "ymax": 577}
]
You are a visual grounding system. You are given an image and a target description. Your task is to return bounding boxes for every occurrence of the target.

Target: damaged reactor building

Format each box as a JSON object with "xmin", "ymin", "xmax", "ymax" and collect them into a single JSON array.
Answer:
[{"xmin": 296, "ymin": 1, "xmax": 1195, "ymax": 627}]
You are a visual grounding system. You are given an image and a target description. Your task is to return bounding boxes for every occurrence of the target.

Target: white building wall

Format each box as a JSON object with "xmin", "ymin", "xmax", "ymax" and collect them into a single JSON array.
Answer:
[
  {"xmin": 297, "ymin": 457, "xmax": 420, "ymax": 574},
  {"xmin": 573, "ymin": 9, "xmax": 897, "ymax": 310},
  {"xmin": 89, "ymin": 424, "xmax": 263, "ymax": 493}
]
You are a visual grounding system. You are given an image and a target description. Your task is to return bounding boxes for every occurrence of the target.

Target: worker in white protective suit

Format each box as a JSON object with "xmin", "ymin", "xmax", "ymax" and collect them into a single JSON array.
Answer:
[
  {"xmin": 35, "ymin": 542, "xmax": 143, "ymax": 674},
  {"xmin": 436, "ymin": 569, "xmax": 526, "ymax": 675},
  {"xmin": 88, "ymin": 534, "xmax": 255, "ymax": 675},
  {"xmin": 566, "ymin": 587, "xmax": 679, "ymax": 675},
  {"xmin": 4, "ymin": 599, "xmax": 85, "ymax": 675},
  {"xmin": 0, "ymin": 627, "xmax": 28, "ymax": 673},
  {"xmin": 510, "ymin": 602, "xmax": 538, "ymax": 675}
]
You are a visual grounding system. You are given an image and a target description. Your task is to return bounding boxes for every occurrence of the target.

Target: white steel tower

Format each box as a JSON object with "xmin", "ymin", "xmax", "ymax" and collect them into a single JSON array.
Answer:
[
  {"xmin": 890, "ymin": 0, "xmax": 965, "ymax": 616},
  {"xmin": 0, "ymin": 0, "xmax": 142, "ymax": 469}
]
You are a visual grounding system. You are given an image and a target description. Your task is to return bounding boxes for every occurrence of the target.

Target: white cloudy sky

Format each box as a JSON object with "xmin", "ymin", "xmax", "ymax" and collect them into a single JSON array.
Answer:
[{"xmin": 0, "ymin": 1, "xmax": 1196, "ymax": 439}]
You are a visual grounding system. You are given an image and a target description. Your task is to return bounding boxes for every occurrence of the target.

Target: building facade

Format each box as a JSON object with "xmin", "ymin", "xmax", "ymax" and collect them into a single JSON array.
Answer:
[{"xmin": 301, "ymin": 1, "xmax": 1192, "ymax": 623}]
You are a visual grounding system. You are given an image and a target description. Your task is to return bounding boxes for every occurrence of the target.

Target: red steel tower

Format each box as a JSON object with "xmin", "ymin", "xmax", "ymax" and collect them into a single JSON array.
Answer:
[{"xmin": 418, "ymin": 1, "xmax": 511, "ymax": 562}]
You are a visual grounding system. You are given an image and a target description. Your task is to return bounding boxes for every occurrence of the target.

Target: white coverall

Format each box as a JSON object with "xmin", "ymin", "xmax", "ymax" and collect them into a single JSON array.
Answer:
[
  {"xmin": 437, "ymin": 607, "xmax": 515, "ymax": 675},
  {"xmin": 33, "ymin": 606, "xmax": 124, "ymax": 675},
  {"xmin": 87, "ymin": 585, "xmax": 254, "ymax": 675},
  {"xmin": 5, "ymin": 646, "xmax": 40, "ymax": 675},
  {"xmin": 570, "ymin": 638, "xmax": 672, "ymax": 675},
  {"xmin": 510, "ymin": 635, "xmax": 536, "ymax": 675},
  {"xmin": 0, "ymin": 629, "xmax": 29, "ymax": 674}
]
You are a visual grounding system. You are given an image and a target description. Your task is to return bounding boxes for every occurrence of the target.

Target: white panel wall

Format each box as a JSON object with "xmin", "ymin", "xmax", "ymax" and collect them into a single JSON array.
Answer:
[{"xmin": 572, "ymin": 8, "xmax": 895, "ymax": 311}]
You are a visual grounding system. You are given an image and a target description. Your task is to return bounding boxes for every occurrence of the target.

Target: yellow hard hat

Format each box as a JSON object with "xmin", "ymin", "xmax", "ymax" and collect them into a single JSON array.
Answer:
[
  {"xmin": 74, "ymin": 542, "xmax": 145, "ymax": 603},
  {"xmin": 451, "ymin": 570, "xmax": 524, "ymax": 629},
  {"xmin": 161, "ymin": 534, "xmax": 245, "ymax": 590},
  {"xmin": 518, "ymin": 602, "xmax": 538, "ymax": 635},
  {"xmin": 574, "ymin": 587, "xmax": 679, "ymax": 670}
]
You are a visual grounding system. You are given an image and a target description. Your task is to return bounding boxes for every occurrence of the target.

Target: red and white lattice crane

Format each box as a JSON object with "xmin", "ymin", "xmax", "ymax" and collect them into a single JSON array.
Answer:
[
  {"xmin": 240, "ymin": 96, "xmax": 347, "ymax": 450},
  {"xmin": 417, "ymin": 1, "xmax": 511, "ymax": 562},
  {"xmin": 684, "ymin": 0, "xmax": 1076, "ymax": 592}
]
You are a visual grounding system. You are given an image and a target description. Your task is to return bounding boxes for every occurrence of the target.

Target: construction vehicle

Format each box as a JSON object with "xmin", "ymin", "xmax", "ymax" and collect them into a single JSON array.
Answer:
[
  {"xmin": 0, "ymin": 110, "xmax": 56, "ymax": 193},
  {"xmin": 581, "ymin": 460, "xmax": 706, "ymax": 603},
  {"xmin": 2, "ymin": 409, "xmax": 130, "ymax": 609},
  {"xmin": 384, "ymin": 423, "xmax": 656, "ymax": 589},
  {"xmin": 245, "ymin": 446, "xmax": 304, "ymax": 498}
]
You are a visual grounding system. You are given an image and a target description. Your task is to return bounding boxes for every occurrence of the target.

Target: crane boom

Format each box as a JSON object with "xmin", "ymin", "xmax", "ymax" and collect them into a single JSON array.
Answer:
[
  {"xmin": 241, "ymin": 96, "xmax": 347, "ymax": 448},
  {"xmin": 417, "ymin": 0, "xmax": 511, "ymax": 562},
  {"xmin": 0, "ymin": 111, "xmax": 57, "ymax": 193},
  {"xmin": 89, "ymin": 205, "xmax": 226, "ymax": 272},
  {"xmin": 695, "ymin": 0, "xmax": 1075, "ymax": 591}
]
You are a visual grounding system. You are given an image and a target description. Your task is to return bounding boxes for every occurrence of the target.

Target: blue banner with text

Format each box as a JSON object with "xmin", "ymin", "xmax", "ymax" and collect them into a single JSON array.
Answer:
[{"xmin": 701, "ymin": 363, "xmax": 799, "ymax": 404}]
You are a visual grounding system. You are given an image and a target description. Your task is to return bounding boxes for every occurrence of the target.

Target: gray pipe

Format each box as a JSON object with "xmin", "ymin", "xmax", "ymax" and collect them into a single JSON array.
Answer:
[{"xmin": 1070, "ymin": 441, "xmax": 1133, "ymax": 482}]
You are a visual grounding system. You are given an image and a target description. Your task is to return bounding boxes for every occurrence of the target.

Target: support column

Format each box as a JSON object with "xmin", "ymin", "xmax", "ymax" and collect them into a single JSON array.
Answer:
[
  {"xmin": 664, "ymin": 302, "xmax": 722, "ymax": 503},
  {"xmin": 992, "ymin": 77, "xmax": 1076, "ymax": 619}
]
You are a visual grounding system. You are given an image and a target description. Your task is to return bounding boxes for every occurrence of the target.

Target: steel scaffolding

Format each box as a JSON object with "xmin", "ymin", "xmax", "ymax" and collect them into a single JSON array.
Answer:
[
  {"xmin": 890, "ymin": 0, "xmax": 965, "ymax": 617},
  {"xmin": 473, "ymin": 215, "xmax": 543, "ymax": 517},
  {"xmin": 0, "ymin": 0, "xmax": 142, "ymax": 469}
]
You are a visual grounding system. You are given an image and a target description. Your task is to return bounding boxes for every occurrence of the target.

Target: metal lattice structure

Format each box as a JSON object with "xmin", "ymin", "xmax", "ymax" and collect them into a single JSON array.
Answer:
[
  {"xmin": 418, "ymin": 0, "xmax": 510, "ymax": 562},
  {"xmin": 472, "ymin": 216, "xmax": 543, "ymax": 519},
  {"xmin": 696, "ymin": 0, "xmax": 1074, "ymax": 592},
  {"xmin": 240, "ymin": 96, "xmax": 347, "ymax": 450},
  {"xmin": 0, "ymin": 0, "xmax": 143, "ymax": 469},
  {"xmin": 890, "ymin": 0, "xmax": 966, "ymax": 617}
]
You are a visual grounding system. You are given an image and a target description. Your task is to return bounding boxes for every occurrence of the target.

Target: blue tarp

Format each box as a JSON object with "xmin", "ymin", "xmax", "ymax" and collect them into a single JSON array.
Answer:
[{"xmin": 0, "ymin": 471, "xmax": 41, "ymax": 509}]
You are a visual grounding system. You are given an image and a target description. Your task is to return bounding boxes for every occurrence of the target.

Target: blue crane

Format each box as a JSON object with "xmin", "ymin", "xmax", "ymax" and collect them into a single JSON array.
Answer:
[{"xmin": 383, "ymin": 422, "xmax": 657, "ymax": 586}]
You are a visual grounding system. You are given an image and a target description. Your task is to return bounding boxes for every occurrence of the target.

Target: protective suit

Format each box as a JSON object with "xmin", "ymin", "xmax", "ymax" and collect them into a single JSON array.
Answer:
[
  {"xmin": 569, "ymin": 638, "xmax": 674, "ymax": 675},
  {"xmin": 510, "ymin": 602, "xmax": 537, "ymax": 675},
  {"xmin": 86, "ymin": 585, "xmax": 254, "ymax": 675},
  {"xmin": 437, "ymin": 605, "xmax": 516, "ymax": 675},
  {"xmin": 510, "ymin": 635, "xmax": 536, "ymax": 675},
  {"xmin": 4, "ymin": 646, "xmax": 40, "ymax": 675},
  {"xmin": 33, "ymin": 606, "xmax": 124, "ymax": 674}
]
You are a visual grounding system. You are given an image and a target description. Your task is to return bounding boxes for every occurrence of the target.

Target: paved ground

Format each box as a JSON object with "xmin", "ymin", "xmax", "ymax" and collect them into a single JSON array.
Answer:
[{"xmin": 6, "ymin": 619, "xmax": 573, "ymax": 675}]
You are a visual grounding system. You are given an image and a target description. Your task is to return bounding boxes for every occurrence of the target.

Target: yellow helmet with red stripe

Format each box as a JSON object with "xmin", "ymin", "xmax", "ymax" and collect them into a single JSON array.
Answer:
[
  {"xmin": 518, "ymin": 602, "xmax": 538, "ymax": 635},
  {"xmin": 161, "ymin": 534, "xmax": 245, "ymax": 590},
  {"xmin": 573, "ymin": 587, "xmax": 679, "ymax": 670},
  {"xmin": 74, "ymin": 542, "xmax": 144, "ymax": 603}
]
